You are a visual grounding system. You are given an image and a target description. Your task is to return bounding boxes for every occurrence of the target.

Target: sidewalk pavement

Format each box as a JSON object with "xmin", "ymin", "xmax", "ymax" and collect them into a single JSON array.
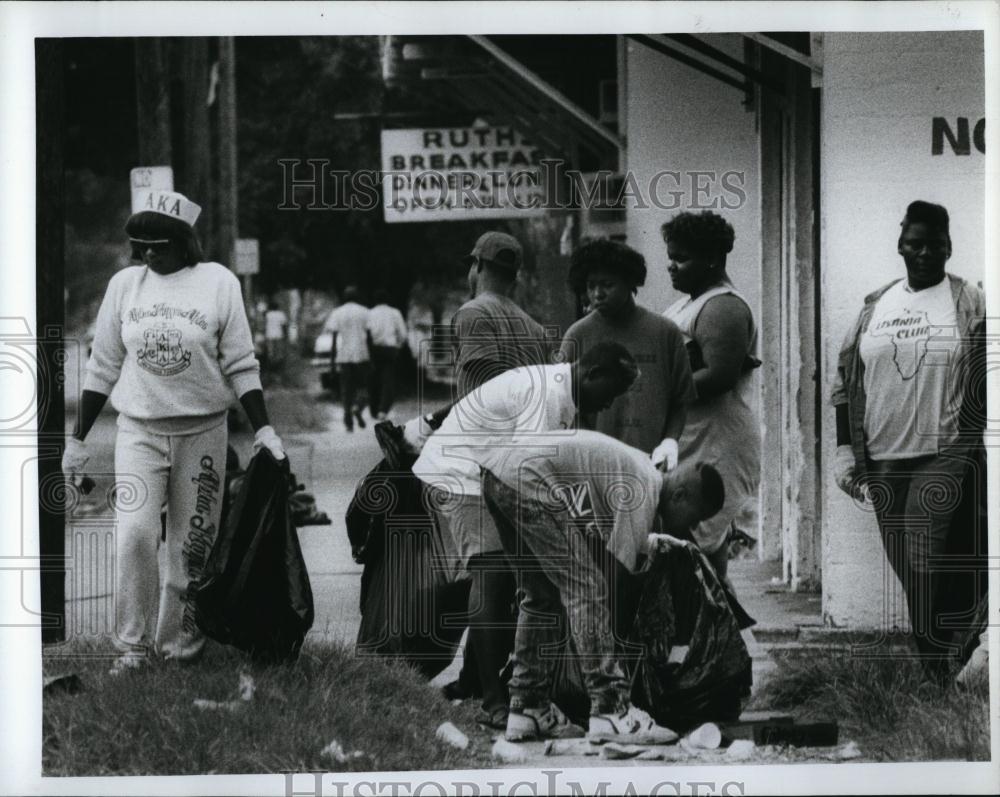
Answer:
[{"xmin": 60, "ymin": 387, "xmax": 848, "ymax": 674}]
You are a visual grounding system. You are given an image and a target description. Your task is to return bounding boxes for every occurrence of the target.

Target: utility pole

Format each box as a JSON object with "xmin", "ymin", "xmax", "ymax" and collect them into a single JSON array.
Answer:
[
  {"xmin": 134, "ymin": 38, "xmax": 173, "ymax": 165},
  {"xmin": 217, "ymin": 37, "xmax": 238, "ymax": 271},
  {"xmin": 178, "ymin": 38, "xmax": 212, "ymax": 255}
]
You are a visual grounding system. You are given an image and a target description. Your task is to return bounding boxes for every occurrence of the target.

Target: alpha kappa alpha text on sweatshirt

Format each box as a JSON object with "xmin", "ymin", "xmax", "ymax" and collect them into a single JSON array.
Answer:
[{"xmin": 84, "ymin": 262, "xmax": 262, "ymax": 434}]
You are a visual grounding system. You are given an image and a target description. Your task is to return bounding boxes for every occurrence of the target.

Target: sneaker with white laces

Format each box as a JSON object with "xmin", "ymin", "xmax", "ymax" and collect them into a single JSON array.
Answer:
[
  {"xmin": 588, "ymin": 704, "xmax": 678, "ymax": 744},
  {"xmin": 505, "ymin": 701, "xmax": 586, "ymax": 741},
  {"xmin": 108, "ymin": 651, "xmax": 147, "ymax": 676}
]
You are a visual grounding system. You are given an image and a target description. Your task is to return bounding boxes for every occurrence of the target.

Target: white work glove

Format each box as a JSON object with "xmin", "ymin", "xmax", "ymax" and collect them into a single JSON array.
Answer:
[
  {"xmin": 833, "ymin": 444, "xmax": 865, "ymax": 500},
  {"xmin": 402, "ymin": 415, "xmax": 435, "ymax": 454},
  {"xmin": 253, "ymin": 425, "xmax": 286, "ymax": 460},
  {"xmin": 648, "ymin": 533, "xmax": 686, "ymax": 556},
  {"xmin": 61, "ymin": 437, "xmax": 90, "ymax": 486},
  {"xmin": 651, "ymin": 438, "xmax": 679, "ymax": 471}
]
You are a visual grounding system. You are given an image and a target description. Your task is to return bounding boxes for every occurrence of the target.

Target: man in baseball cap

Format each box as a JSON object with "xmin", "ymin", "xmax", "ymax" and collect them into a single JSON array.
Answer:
[
  {"xmin": 425, "ymin": 229, "xmax": 549, "ymax": 728},
  {"xmin": 462, "ymin": 231, "xmax": 523, "ymax": 273}
]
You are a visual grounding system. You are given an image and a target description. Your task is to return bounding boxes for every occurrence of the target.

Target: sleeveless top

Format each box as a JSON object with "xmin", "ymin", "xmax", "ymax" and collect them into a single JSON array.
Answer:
[
  {"xmin": 663, "ymin": 282, "xmax": 761, "ymax": 552},
  {"xmin": 663, "ymin": 282, "xmax": 758, "ymax": 416}
]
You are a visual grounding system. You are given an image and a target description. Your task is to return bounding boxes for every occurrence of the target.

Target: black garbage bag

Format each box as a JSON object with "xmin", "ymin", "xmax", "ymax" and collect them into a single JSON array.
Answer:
[
  {"xmin": 630, "ymin": 542, "xmax": 753, "ymax": 731},
  {"xmin": 192, "ymin": 449, "xmax": 314, "ymax": 662},
  {"xmin": 289, "ymin": 490, "xmax": 332, "ymax": 526},
  {"xmin": 347, "ymin": 455, "xmax": 470, "ymax": 680},
  {"xmin": 550, "ymin": 541, "xmax": 752, "ymax": 732}
]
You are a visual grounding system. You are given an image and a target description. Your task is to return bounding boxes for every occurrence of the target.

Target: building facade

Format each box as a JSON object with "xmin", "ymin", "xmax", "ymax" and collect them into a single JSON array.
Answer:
[{"xmin": 383, "ymin": 29, "xmax": 988, "ymax": 628}]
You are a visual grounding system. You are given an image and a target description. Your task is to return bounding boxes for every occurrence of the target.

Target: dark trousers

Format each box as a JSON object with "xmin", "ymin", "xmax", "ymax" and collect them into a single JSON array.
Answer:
[
  {"xmin": 337, "ymin": 362, "xmax": 369, "ymax": 427},
  {"xmin": 368, "ymin": 345, "xmax": 400, "ymax": 417},
  {"xmin": 460, "ymin": 553, "xmax": 517, "ymax": 715},
  {"xmin": 865, "ymin": 445, "xmax": 986, "ymax": 676}
]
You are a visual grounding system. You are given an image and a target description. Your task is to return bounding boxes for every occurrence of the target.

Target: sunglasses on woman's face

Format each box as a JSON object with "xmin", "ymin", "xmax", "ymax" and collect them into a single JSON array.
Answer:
[{"xmin": 130, "ymin": 238, "xmax": 172, "ymax": 254}]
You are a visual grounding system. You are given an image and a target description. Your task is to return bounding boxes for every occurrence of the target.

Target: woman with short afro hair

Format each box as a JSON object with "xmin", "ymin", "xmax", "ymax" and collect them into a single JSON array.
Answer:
[
  {"xmin": 561, "ymin": 238, "xmax": 693, "ymax": 458},
  {"xmin": 661, "ymin": 211, "xmax": 761, "ymax": 587},
  {"xmin": 566, "ymin": 237, "xmax": 648, "ymax": 298}
]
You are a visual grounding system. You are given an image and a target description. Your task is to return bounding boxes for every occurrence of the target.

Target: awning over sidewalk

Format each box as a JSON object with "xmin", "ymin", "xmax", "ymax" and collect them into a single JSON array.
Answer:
[
  {"xmin": 382, "ymin": 35, "xmax": 623, "ymax": 168},
  {"xmin": 381, "ymin": 33, "xmax": 821, "ymax": 168}
]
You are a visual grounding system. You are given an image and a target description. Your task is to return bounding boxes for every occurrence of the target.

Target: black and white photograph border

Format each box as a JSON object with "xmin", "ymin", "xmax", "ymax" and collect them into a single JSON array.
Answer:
[{"xmin": 1, "ymin": 1, "xmax": 999, "ymax": 795}]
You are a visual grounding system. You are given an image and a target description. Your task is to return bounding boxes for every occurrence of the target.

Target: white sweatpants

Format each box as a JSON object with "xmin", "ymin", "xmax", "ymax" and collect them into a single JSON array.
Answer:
[{"xmin": 113, "ymin": 420, "xmax": 228, "ymax": 660}]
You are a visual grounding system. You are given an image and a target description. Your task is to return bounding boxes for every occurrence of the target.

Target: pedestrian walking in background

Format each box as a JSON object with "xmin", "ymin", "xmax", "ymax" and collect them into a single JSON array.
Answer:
[
  {"xmin": 264, "ymin": 299, "xmax": 289, "ymax": 367},
  {"xmin": 366, "ymin": 288, "xmax": 408, "ymax": 420},
  {"xmin": 831, "ymin": 200, "xmax": 987, "ymax": 683},
  {"xmin": 661, "ymin": 211, "xmax": 761, "ymax": 584},
  {"xmin": 323, "ymin": 285, "xmax": 370, "ymax": 432},
  {"xmin": 61, "ymin": 189, "xmax": 286, "ymax": 675}
]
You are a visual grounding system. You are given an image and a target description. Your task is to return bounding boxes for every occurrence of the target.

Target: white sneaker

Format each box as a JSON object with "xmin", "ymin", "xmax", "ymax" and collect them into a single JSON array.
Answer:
[
  {"xmin": 108, "ymin": 652, "xmax": 147, "ymax": 676},
  {"xmin": 956, "ymin": 638, "xmax": 988, "ymax": 687},
  {"xmin": 505, "ymin": 701, "xmax": 585, "ymax": 741},
  {"xmin": 588, "ymin": 705, "xmax": 678, "ymax": 744}
]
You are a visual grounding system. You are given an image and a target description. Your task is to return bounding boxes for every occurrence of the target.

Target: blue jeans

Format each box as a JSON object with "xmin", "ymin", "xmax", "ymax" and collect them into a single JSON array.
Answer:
[{"xmin": 482, "ymin": 471, "xmax": 629, "ymax": 715}]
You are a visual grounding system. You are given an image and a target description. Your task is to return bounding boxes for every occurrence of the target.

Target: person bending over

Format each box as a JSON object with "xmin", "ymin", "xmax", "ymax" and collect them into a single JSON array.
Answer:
[{"xmin": 471, "ymin": 430, "xmax": 725, "ymax": 742}]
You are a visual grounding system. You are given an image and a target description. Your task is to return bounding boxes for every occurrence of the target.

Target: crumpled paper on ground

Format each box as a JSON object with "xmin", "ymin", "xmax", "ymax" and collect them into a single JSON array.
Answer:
[
  {"xmin": 193, "ymin": 672, "xmax": 256, "ymax": 712},
  {"xmin": 320, "ymin": 739, "xmax": 366, "ymax": 764}
]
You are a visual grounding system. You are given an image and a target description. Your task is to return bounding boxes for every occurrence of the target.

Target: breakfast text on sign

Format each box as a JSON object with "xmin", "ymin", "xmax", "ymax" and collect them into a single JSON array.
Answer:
[{"xmin": 380, "ymin": 126, "xmax": 548, "ymax": 222}]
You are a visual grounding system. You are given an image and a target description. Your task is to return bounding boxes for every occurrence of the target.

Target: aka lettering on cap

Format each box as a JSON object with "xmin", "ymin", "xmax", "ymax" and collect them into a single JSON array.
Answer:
[{"xmin": 134, "ymin": 189, "xmax": 201, "ymax": 227}]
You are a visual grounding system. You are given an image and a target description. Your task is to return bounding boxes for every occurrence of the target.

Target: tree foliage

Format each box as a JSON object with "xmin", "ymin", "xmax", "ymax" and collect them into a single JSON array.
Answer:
[
  {"xmin": 62, "ymin": 36, "xmax": 506, "ymax": 321},
  {"xmin": 236, "ymin": 37, "xmax": 493, "ymax": 306}
]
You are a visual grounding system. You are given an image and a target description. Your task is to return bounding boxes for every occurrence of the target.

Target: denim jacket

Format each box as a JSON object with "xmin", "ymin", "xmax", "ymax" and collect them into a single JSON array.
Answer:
[{"xmin": 831, "ymin": 273, "xmax": 986, "ymax": 476}]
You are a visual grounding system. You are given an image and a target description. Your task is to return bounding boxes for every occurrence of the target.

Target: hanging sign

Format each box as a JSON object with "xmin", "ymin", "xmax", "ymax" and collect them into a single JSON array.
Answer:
[{"xmin": 381, "ymin": 126, "xmax": 546, "ymax": 223}]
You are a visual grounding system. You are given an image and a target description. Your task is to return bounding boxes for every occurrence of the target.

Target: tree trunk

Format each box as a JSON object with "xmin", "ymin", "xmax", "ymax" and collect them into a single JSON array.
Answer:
[
  {"xmin": 134, "ymin": 38, "xmax": 173, "ymax": 165},
  {"xmin": 179, "ymin": 38, "xmax": 213, "ymax": 256},
  {"xmin": 217, "ymin": 37, "xmax": 238, "ymax": 268}
]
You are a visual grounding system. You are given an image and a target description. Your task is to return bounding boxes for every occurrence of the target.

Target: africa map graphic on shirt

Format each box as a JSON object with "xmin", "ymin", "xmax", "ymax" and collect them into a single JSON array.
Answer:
[
  {"xmin": 869, "ymin": 307, "xmax": 943, "ymax": 380},
  {"xmin": 137, "ymin": 323, "xmax": 193, "ymax": 376}
]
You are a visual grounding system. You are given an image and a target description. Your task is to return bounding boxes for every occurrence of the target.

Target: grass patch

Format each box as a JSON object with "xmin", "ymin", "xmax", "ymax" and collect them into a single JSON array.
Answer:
[
  {"xmin": 43, "ymin": 639, "xmax": 493, "ymax": 776},
  {"xmin": 749, "ymin": 646, "xmax": 990, "ymax": 761}
]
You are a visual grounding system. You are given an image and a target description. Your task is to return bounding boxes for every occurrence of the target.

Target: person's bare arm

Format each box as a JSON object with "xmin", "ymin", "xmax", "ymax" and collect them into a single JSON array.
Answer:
[
  {"xmin": 72, "ymin": 389, "xmax": 109, "ymax": 440},
  {"xmin": 690, "ymin": 294, "xmax": 753, "ymax": 400}
]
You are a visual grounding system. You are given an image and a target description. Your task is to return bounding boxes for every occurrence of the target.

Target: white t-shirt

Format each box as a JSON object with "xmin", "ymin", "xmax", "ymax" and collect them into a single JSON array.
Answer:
[
  {"xmin": 859, "ymin": 278, "xmax": 961, "ymax": 459},
  {"xmin": 323, "ymin": 301, "xmax": 370, "ymax": 364},
  {"xmin": 413, "ymin": 363, "xmax": 576, "ymax": 496},
  {"xmin": 366, "ymin": 303, "xmax": 408, "ymax": 348},
  {"xmin": 475, "ymin": 430, "xmax": 662, "ymax": 572},
  {"xmin": 264, "ymin": 309, "xmax": 288, "ymax": 340}
]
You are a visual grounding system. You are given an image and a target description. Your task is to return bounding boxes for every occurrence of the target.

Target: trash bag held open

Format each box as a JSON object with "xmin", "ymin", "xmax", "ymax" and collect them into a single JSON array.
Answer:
[
  {"xmin": 550, "ymin": 540, "xmax": 753, "ymax": 732},
  {"xmin": 193, "ymin": 448, "xmax": 314, "ymax": 662},
  {"xmin": 347, "ymin": 457, "xmax": 471, "ymax": 680}
]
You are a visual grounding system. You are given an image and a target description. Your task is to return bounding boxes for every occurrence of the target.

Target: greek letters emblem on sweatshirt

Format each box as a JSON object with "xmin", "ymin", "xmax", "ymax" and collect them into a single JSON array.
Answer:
[{"xmin": 137, "ymin": 323, "xmax": 192, "ymax": 376}]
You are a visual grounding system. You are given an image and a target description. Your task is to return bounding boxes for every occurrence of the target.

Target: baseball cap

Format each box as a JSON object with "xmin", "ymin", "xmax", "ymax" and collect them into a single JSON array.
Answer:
[{"xmin": 462, "ymin": 231, "xmax": 523, "ymax": 272}]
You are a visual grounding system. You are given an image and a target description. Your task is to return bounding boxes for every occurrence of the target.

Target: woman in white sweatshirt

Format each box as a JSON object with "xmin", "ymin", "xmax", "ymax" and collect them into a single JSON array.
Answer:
[{"xmin": 62, "ymin": 189, "xmax": 286, "ymax": 674}]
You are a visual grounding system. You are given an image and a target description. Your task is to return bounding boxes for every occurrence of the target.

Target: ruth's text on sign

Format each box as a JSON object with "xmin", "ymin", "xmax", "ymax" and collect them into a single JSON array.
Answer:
[{"xmin": 380, "ymin": 126, "xmax": 547, "ymax": 223}]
